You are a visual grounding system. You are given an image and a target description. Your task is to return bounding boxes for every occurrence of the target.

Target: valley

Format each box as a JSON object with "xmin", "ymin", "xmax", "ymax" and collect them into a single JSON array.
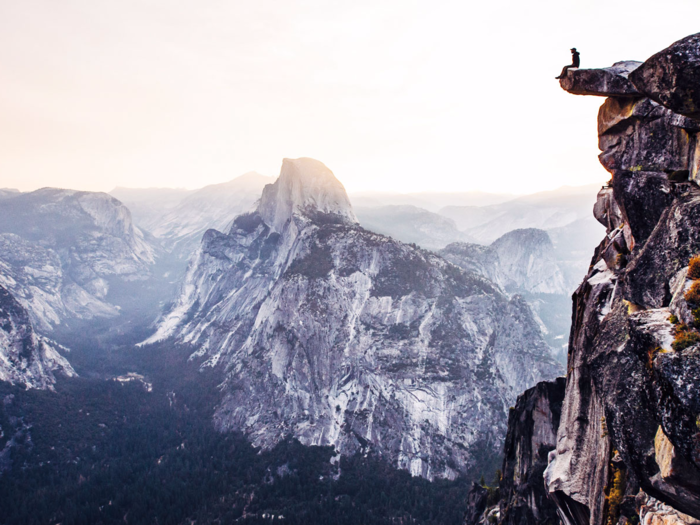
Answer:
[{"xmin": 0, "ymin": 156, "xmax": 588, "ymax": 523}]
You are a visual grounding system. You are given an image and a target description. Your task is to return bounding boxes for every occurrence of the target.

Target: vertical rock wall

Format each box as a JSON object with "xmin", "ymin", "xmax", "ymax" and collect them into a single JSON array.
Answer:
[
  {"xmin": 545, "ymin": 33, "xmax": 700, "ymax": 525},
  {"xmin": 464, "ymin": 378, "xmax": 566, "ymax": 525}
]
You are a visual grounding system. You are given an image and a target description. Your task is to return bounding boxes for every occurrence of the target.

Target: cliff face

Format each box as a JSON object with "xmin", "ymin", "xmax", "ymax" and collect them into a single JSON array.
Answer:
[
  {"xmin": 500, "ymin": 378, "xmax": 566, "ymax": 525},
  {"xmin": 145, "ymin": 157, "xmax": 562, "ymax": 479},
  {"xmin": 0, "ymin": 284, "xmax": 76, "ymax": 389},
  {"xmin": 464, "ymin": 378, "xmax": 566, "ymax": 525},
  {"xmin": 0, "ymin": 189, "xmax": 155, "ymax": 332},
  {"xmin": 544, "ymin": 33, "xmax": 700, "ymax": 525}
]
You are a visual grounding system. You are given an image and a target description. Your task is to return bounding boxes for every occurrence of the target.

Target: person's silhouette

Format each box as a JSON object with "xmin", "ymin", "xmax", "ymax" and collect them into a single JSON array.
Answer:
[{"xmin": 555, "ymin": 48, "xmax": 580, "ymax": 79}]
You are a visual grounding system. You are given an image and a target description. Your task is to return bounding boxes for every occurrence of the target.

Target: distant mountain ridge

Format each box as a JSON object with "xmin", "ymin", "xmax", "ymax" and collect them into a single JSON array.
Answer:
[
  {"xmin": 440, "ymin": 229, "xmax": 568, "ymax": 296},
  {"xmin": 439, "ymin": 184, "xmax": 601, "ymax": 244},
  {"xmin": 111, "ymin": 173, "xmax": 273, "ymax": 261},
  {"xmin": 0, "ymin": 188, "xmax": 155, "ymax": 332},
  {"xmin": 355, "ymin": 205, "xmax": 474, "ymax": 250}
]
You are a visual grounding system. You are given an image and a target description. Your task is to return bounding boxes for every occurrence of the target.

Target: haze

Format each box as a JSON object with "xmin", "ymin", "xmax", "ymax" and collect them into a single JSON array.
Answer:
[{"xmin": 2, "ymin": 0, "xmax": 699, "ymax": 195}]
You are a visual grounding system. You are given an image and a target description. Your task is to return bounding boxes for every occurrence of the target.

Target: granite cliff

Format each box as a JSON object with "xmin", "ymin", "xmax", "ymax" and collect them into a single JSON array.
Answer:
[
  {"xmin": 145, "ymin": 157, "xmax": 562, "ymax": 479},
  {"xmin": 465, "ymin": 32, "xmax": 700, "ymax": 525},
  {"xmin": 464, "ymin": 378, "xmax": 566, "ymax": 525},
  {"xmin": 0, "ymin": 284, "xmax": 75, "ymax": 389},
  {"xmin": 546, "ymin": 33, "xmax": 700, "ymax": 525},
  {"xmin": 0, "ymin": 189, "xmax": 155, "ymax": 333}
]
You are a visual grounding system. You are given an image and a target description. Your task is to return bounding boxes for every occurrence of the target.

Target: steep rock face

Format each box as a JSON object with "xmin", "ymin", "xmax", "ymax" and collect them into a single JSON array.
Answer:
[
  {"xmin": 546, "ymin": 34, "xmax": 700, "ymax": 525},
  {"xmin": 258, "ymin": 158, "xmax": 357, "ymax": 231},
  {"xmin": 498, "ymin": 378, "xmax": 566, "ymax": 525},
  {"xmin": 464, "ymin": 378, "xmax": 566, "ymax": 525},
  {"xmin": 0, "ymin": 189, "xmax": 155, "ymax": 331},
  {"xmin": 0, "ymin": 285, "xmax": 75, "ymax": 389},
  {"xmin": 146, "ymin": 158, "xmax": 561, "ymax": 479},
  {"xmin": 441, "ymin": 229, "xmax": 568, "ymax": 295},
  {"xmin": 629, "ymin": 33, "xmax": 700, "ymax": 121}
]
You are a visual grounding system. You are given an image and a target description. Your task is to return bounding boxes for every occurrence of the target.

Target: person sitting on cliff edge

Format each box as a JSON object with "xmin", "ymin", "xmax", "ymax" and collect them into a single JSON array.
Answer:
[{"xmin": 555, "ymin": 48, "xmax": 580, "ymax": 79}]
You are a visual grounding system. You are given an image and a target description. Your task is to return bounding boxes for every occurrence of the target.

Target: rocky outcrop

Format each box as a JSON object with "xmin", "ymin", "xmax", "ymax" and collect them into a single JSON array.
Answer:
[
  {"xmin": 464, "ymin": 483, "xmax": 490, "ymax": 525},
  {"xmin": 0, "ymin": 285, "xmax": 75, "ymax": 389},
  {"xmin": 560, "ymin": 61, "xmax": 642, "ymax": 97},
  {"xmin": 464, "ymin": 378, "xmax": 566, "ymax": 525},
  {"xmin": 499, "ymin": 378, "xmax": 566, "ymax": 525},
  {"xmin": 146, "ymin": 157, "xmax": 562, "ymax": 479},
  {"xmin": 629, "ymin": 34, "xmax": 700, "ymax": 121},
  {"xmin": 0, "ymin": 189, "xmax": 155, "ymax": 332},
  {"xmin": 545, "ymin": 33, "xmax": 700, "ymax": 525}
]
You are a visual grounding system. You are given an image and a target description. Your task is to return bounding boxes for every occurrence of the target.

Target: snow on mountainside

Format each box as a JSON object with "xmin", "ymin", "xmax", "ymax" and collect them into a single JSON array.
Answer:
[
  {"xmin": 0, "ymin": 284, "xmax": 76, "ymax": 389},
  {"xmin": 145, "ymin": 157, "xmax": 562, "ymax": 479},
  {"xmin": 0, "ymin": 189, "xmax": 155, "ymax": 332}
]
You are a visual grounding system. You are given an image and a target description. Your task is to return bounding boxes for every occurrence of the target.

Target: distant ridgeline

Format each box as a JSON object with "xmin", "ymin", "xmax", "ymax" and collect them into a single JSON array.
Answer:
[{"xmin": 465, "ymin": 32, "xmax": 700, "ymax": 525}]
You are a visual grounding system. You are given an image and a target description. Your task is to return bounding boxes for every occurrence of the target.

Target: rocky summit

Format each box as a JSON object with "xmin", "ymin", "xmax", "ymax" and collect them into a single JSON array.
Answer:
[{"xmin": 145, "ymin": 157, "xmax": 561, "ymax": 479}]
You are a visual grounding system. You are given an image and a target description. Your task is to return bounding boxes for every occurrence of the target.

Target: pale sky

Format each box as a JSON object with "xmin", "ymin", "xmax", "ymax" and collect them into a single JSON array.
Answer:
[{"xmin": 1, "ymin": 0, "xmax": 699, "ymax": 195}]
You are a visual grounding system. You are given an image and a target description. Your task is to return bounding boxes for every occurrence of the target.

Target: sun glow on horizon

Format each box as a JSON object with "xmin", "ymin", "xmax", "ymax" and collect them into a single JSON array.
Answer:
[{"xmin": 1, "ymin": 0, "xmax": 699, "ymax": 195}]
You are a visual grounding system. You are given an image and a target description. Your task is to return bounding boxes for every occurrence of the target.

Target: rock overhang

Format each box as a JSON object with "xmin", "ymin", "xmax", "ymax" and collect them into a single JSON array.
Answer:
[
  {"xmin": 559, "ymin": 33, "xmax": 700, "ymax": 125},
  {"xmin": 546, "ymin": 32, "xmax": 700, "ymax": 525},
  {"xmin": 559, "ymin": 61, "xmax": 643, "ymax": 97}
]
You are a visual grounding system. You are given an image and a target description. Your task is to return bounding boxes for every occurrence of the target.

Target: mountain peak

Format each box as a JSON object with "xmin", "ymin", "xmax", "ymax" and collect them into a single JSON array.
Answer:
[{"xmin": 257, "ymin": 158, "xmax": 357, "ymax": 232}]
